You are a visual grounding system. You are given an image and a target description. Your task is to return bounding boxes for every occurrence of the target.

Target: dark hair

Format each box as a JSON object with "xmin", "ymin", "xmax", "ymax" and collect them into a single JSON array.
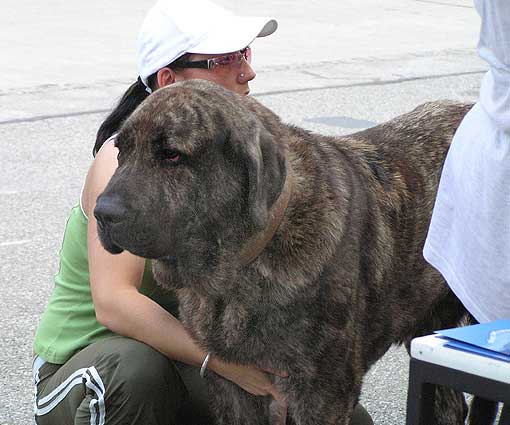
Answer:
[
  {"xmin": 93, "ymin": 54, "xmax": 192, "ymax": 157},
  {"xmin": 93, "ymin": 77, "xmax": 149, "ymax": 156}
]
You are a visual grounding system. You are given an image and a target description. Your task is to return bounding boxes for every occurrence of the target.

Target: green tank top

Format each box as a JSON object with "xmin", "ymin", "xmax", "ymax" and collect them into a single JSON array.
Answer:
[{"xmin": 33, "ymin": 203, "xmax": 179, "ymax": 364}]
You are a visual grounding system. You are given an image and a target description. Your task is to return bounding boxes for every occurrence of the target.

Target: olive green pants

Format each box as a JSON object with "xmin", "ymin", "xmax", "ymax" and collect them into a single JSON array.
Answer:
[
  {"xmin": 33, "ymin": 336, "xmax": 210, "ymax": 425},
  {"xmin": 33, "ymin": 336, "xmax": 373, "ymax": 425}
]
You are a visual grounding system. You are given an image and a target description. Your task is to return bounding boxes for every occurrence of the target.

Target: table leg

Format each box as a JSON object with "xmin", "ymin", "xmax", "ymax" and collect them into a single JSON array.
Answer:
[{"xmin": 406, "ymin": 358, "xmax": 436, "ymax": 425}]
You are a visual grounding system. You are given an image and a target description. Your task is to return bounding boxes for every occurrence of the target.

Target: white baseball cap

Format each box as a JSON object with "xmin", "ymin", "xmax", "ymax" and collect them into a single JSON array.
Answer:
[{"xmin": 137, "ymin": 0, "xmax": 278, "ymax": 88}]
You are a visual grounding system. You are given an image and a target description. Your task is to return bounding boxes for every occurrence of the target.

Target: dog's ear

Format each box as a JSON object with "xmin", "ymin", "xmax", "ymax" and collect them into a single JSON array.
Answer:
[{"xmin": 229, "ymin": 124, "xmax": 287, "ymax": 230}]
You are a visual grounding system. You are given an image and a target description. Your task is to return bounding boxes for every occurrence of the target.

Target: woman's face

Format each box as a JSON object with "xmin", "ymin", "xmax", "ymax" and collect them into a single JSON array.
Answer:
[{"xmin": 160, "ymin": 48, "xmax": 257, "ymax": 96}]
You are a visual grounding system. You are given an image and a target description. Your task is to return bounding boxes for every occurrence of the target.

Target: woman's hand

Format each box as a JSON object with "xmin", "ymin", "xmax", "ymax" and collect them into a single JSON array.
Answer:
[{"xmin": 209, "ymin": 356, "xmax": 288, "ymax": 424}]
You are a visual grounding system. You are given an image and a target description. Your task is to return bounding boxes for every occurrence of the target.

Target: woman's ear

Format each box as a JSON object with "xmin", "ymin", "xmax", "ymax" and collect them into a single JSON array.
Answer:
[{"xmin": 156, "ymin": 67, "xmax": 178, "ymax": 88}]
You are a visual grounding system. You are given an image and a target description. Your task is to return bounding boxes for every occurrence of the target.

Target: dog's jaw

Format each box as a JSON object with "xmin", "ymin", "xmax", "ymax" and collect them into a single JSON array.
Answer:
[{"xmin": 96, "ymin": 221, "xmax": 125, "ymax": 255}]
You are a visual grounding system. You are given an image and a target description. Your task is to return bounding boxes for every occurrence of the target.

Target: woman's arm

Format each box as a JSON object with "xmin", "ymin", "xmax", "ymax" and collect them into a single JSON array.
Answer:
[{"xmin": 83, "ymin": 141, "xmax": 287, "ymax": 409}]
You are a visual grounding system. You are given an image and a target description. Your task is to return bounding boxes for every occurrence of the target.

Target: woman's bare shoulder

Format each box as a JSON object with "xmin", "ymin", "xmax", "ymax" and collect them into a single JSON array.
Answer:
[{"xmin": 82, "ymin": 139, "xmax": 119, "ymax": 218}]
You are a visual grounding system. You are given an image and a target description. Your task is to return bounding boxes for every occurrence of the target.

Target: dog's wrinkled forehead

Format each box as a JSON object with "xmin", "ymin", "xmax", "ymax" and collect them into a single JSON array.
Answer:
[{"xmin": 123, "ymin": 80, "xmax": 253, "ymax": 153}]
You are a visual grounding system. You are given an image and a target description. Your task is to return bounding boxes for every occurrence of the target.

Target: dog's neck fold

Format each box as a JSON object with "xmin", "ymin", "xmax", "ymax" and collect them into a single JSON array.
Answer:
[{"xmin": 238, "ymin": 161, "xmax": 293, "ymax": 267}]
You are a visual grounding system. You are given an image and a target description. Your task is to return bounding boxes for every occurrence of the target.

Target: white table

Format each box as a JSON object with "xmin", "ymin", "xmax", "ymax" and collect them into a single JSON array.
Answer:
[{"xmin": 406, "ymin": 334, "xmax": 510, "ymax": 424}]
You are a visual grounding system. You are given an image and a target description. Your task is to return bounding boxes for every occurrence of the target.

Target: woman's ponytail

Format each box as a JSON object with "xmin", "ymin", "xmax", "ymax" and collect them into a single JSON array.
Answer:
[{"xmin": 93, "ymin": 77, "xmax": 149, "ymax": 156}]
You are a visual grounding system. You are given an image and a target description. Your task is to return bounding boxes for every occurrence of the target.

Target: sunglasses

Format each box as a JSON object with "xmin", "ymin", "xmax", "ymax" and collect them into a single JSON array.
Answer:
[{"xmin": 172, "ymin": 46, "xmax": 252, "ymax": 70}]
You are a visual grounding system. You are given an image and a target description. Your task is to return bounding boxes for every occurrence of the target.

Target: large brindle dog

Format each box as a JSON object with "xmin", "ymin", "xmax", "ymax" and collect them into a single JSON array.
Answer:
[{"xmin": 95, "ymin": 80, "xmax": 482, "ymax": 424}]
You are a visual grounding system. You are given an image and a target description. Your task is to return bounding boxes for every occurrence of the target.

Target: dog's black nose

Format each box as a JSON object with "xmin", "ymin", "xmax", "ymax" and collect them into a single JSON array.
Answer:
[{"xmin": 94, "ymin": 195, "xmax": 127, "ymax": 225}]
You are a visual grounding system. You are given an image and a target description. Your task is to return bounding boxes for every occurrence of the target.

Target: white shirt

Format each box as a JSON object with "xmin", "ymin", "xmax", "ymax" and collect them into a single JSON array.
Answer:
[{"xmin": 423, "ymin": 0, "xmax": 510, "ymax": 323}]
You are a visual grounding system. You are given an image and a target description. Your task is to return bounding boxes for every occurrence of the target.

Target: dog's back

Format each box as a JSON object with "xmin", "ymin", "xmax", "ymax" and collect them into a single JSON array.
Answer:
[
  {"xmin": 243, "ymin": 98, "xmax": 473, "ymax": 355},
  {"xmin": 295, "ymin": 101, "xmax": 473, "ymax": 347}
]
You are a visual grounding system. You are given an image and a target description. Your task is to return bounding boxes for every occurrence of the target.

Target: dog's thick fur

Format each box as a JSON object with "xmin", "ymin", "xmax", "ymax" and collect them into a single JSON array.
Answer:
[{"xmin": 95, "ymin": 80, "xmax": 477, "ymax": 425}]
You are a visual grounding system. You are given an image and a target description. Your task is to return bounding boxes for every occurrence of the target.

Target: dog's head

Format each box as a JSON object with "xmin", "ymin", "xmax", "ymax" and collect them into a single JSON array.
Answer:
[{"xmin": 95, "ymin": 80, "xmax": 288, "ymax": 284}]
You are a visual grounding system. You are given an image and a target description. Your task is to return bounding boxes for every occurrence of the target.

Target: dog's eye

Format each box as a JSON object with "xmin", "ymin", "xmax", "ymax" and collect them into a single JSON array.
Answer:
[{"xmin": 159, "ymin": 148, "xmax": 182, "ymax": 165}]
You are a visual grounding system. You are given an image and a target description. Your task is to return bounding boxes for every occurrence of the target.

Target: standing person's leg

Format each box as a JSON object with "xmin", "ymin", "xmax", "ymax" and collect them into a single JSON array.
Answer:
[{"xmin": 34, "ymin": 336, "xmax": 188, "ymax": 425}]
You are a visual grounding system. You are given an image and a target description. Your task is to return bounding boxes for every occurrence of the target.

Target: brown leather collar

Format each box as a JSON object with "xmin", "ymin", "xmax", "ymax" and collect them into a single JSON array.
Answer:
[{"xmin": 239, "ymin": 162, "xmax": 293, "ymax": 267}]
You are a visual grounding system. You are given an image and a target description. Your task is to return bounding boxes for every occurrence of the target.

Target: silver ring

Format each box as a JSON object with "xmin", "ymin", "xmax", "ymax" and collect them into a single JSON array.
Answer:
[{"xmin": 240, "ymin": 73, "xmax": 245, "ymax": 78}]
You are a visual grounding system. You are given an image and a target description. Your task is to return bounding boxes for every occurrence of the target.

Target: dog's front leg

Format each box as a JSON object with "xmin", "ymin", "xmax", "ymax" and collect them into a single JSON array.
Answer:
[
  {"xmin": 283, "ymin": 377, "xmax": 358, "ymax": 425},
  {"xmin": 207, "ymin": 374, "xmax": 272, "ymax": 425},
  {"xmin": 290, "ymin": 398, "xmax": 355, "ymax": 425}
]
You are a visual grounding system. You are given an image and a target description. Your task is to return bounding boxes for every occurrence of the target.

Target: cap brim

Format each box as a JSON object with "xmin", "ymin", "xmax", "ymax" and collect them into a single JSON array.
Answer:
[{"xmin": 187, "ymin": 17, "xmax": 277, "ymax": 55}]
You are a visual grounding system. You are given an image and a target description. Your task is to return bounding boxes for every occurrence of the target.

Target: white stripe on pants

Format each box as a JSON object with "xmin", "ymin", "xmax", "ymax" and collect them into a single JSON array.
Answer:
[{"xmin": 33, "ymin": 355, "xmax": 106, "ymax": 425}]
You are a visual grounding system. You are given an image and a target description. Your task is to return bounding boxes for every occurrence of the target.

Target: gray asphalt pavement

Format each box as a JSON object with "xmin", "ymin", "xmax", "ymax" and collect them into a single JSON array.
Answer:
[{"xmin": 0, "ymin": 0, "xmax": 484, "ymax": 423}]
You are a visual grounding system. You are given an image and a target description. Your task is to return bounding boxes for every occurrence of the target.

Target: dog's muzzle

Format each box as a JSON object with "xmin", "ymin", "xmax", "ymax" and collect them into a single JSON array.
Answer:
[{"xmin": 94, "ymin": 195, "xmax": 127, "ymax": 255}]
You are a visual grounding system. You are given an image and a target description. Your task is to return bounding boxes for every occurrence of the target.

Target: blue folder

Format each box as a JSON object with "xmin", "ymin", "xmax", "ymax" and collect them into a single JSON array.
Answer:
[{"xmin": 434, "ymin": 320, "xmax": 510, "ymax": 362}]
